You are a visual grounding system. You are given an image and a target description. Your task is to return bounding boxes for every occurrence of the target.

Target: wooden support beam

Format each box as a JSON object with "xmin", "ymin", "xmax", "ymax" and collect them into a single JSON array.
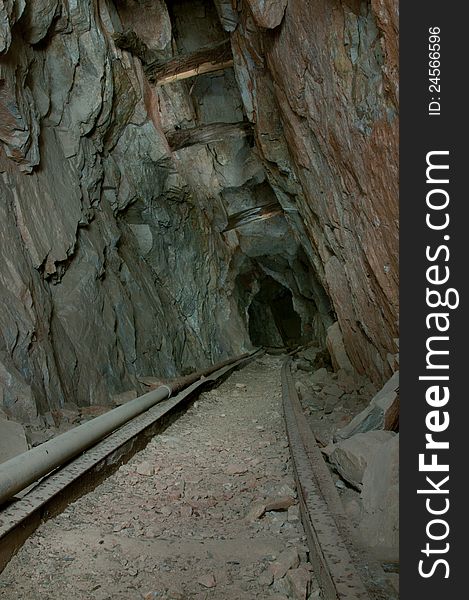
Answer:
[
  {"xmin": 223, "ymin": 202, "xmax": 283, "ymax": 232},
  {"xmin": 166, "ymin": 122, "xmax": 253, "ymax": 152},
  {"xmin": 146, "ymin": 40, "xmax": 233, "ymax": 85}
]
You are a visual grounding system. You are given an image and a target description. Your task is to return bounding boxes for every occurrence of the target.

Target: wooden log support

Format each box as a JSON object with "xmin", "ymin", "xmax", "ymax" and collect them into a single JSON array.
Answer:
[
  {"xmin": 166, "ymin": 122, "xmax": 253, "ymax": 152},
  {"xmin": 223, "ymin": 202, "xmax": 283, "ymax": 232},
  {"xmin": 146, "ymin": 39, "xmax": 233, "ymax": 85}
]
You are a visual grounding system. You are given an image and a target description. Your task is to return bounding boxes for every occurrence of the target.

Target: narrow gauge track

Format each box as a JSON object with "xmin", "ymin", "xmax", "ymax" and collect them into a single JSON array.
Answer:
[
  {"xmin": 0, "ymin": 352, "xmax": 259, "ymax": 572},
  {"xmin": 282, "ymin": 358, "xmax": 397, "ymax": 600},
  {"xmin": 0, "ymin": 354, "xmax": 397, "ymax": 600}
]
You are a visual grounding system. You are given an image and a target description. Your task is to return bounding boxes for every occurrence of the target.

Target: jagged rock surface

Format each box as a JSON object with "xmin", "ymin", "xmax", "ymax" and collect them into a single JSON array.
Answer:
[
  {"xmin": 0, "ymin": 0, "xmax": 398, "ymax": 421},
  {"xmin": 0, "ymin": 0, "xmax": 251, "ymax": 420},
  {"xmin": 228, "ymin": 0, "xmax": 399, "ymax": 382}
]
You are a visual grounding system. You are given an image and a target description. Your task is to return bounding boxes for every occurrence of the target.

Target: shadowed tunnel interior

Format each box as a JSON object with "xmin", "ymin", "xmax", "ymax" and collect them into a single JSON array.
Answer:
[{"xmin": 248, "ymin": 276, "xmax": 302, "ymax": 348}]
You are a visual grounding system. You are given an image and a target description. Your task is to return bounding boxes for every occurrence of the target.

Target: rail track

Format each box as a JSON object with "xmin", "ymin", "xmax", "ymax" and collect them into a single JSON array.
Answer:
[
  {"xmin": 0, "ymin": 353, "xmax": 397, "ymax": 599},
  {"xmin": 0, "ymin": 352, "xmax": 258, "ymax": 572},
  {"xmin": 281, "ymin": 358, "xmax": 397, "ymax": 600}
]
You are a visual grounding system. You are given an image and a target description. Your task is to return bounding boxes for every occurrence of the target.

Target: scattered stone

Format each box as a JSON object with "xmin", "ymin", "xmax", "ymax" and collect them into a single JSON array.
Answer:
[
  {"xmin": 158, "ymin": 435, "xmax": 180, "ymax": 444},
  {"xmin": 327, "ymin": 430, "xmax": 396, "ymax": 489},
  {"xmin": 136, "ymin": 461, "xmax": 155, "ymax": 476},
  {"xmin": 287, "ymin": 505, "xmax": 300, "ymax": 523},
  {"xmin": 296, "ymin": 359, "xmax": 311, "ymax": 372},
  {"xmin": 276, "ymin": 484, "xmax": 297, "ymax": 498},
  {"xmin": 112, "ymin": 522, "xmax": 131, "ymax": 532},
  {"xmin": 311, "ymin": 368, "xmax": 328, "ymax": 384},
  {"xmin": 226, "ymin": 463, "xmax": 248, "ymax": 475},
  {"xmin": 270, "ymin": 548, "xmax": 300, "ymax": 580},
  {"xmin": 337, "ymin": 369, "xmax": 358, "ymax": 393},
  {"xmin": 298, "ymin": 347, "xmax": 319, "ymax": 364},
  {"xmin": 245, "ymin": 502, "xmax": 267, "ymax": 521},
  {"xmin": 180, "ymin": 505, "xmax": 193, "ymax": 517},
  {"xmin": 321, "ymin": 383, "xmax": 344, "ymax": 398},
  {"xmin": 287, "ymin": 566, "xmax": 311, "ymax": 600},
  {"xmin": 167, "ymin": 586, "xmax": 185, "ymax": 600},
  {"xmin": 336, "ymin": 372, "xmax": 399, "ymax": 440},
  {"xmin": 197, "ymin": 573, "xmax": 216, "ymax": 588},
  {"xmin": 258, "ymin": 568, "xmax": 274, "ymax": 586},
  {"xmin": 272, "ymin": 577, "xmax": 291, "ymax": 595},
  {"xmin": 323, "ymin": 395, "xmax": 340, "ymax": 414},
  {"xmin": 265, "ymin": 496, "xmax": 296, "ymax": 512},
  {"xmin": 360, "ymin": 381, "xmax": 379, "ymax": 398},
  {"xmin": 314, "ymin": 427, "xmax": 333, "ymax": 448}
]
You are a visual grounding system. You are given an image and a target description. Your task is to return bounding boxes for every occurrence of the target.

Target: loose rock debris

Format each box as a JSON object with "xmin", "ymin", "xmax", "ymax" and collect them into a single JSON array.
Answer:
[
  {"xmin": 0, "ymin": 357, "xmax": 320, "ymax": 599},
  {"xmin": 292, "ymin": 347, "xmax": 399, "ymax": 567}
]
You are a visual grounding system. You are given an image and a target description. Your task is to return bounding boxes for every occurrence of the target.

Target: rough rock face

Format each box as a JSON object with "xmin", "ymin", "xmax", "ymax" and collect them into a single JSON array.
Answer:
[
  {"xmin": 0, "ymin": 0, "xmax": 251, "ymax": 421},
  {"xmin": 0, "ymin": 0, "xmax": 398, "ymax": 421},
  {"xmin": 226, "ymin": 0, "xmax": 399, "ymax": 382}
]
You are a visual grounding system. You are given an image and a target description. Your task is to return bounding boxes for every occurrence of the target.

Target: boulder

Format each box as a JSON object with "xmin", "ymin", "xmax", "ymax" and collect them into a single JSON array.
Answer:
[
  {"xmin": 336, "ymin": 372, "xmax": 399, "ymax": 440},
  {"xmin": 0, "ymin": 357, "xmax": 38, "ymax": 423},
  {"xmin": 359, "ymin": 434, "xmax": 399, "ymax": 561},
  {"xmin": 0, "ymin": 418, "xmax": 29, "ymax": 463},
  {"xmin": 326, "ymin": 431, "xmax": 396, "ymax": 489}
]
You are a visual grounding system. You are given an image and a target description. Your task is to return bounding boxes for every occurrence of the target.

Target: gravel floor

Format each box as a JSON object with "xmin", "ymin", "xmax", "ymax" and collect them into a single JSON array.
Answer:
[{"xmin": 0, "ymin": 356, "xmax": 319, "ymax": 600}]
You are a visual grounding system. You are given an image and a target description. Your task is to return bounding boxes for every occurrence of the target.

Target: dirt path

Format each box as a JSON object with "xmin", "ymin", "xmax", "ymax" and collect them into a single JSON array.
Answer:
[{"xmin": 0, "ymin": 356, "xmax": 319, "ymax": 600}]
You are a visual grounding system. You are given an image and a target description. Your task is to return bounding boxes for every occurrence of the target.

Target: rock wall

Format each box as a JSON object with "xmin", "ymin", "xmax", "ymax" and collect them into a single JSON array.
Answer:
[
  {"xmin": 0, "ymin": 0, "xmax": 398, "ymax": 422},
  {"xmin": 0, "ymin": 0, "xmax": 252, "ymax": 422},
  {"xmin": 223, "ymin": 0, "xmax": 399, "ymax": 382}
]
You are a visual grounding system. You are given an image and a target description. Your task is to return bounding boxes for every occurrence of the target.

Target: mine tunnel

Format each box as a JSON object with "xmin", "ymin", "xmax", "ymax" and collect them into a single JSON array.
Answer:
[
  {"xmin": 0, "ymin": 0, "xmax": 399, "ymax": 597},
  {"xmin": 248, "ymin": 276, "xmax": 302, "ymax": 348}
]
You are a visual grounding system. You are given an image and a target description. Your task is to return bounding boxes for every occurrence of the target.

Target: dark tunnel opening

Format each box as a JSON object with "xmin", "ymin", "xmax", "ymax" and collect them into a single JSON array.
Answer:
[{"xmin": 248, "ymin": 276, "xmax": 302, "ymax": 348}]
